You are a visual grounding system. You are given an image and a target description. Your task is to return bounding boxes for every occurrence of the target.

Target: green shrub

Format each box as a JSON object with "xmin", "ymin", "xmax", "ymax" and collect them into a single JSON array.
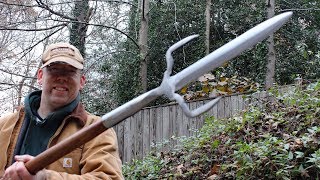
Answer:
[{"xmin": 123, "ymin": 81, "xmax": 320, "ymax": 179}]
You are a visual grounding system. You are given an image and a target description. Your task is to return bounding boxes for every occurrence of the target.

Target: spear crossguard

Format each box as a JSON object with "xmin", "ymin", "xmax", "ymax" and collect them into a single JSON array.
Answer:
[{"xmin": 25, "ymin": 12, "xmax": 293, "ymax": 174}]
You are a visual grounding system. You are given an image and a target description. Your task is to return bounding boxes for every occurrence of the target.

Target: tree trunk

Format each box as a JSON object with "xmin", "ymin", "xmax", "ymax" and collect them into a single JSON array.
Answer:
[
  {"xmin": 265, "ymin": 0, "xmax": 276, "ymax": 90},
  {"xmin": 205, "ymin": 0, "xmax": 211, "ymax": 55},
  {"xmin": 138, "ymin": 0, "xmax": 149, "ymax": 93},
  {"xmin": 70, "ymin": 0, "xmax": 91, "ymax": 57}
]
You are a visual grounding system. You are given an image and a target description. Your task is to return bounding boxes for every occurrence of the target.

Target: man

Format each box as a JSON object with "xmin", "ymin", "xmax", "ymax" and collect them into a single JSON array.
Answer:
[{"xmin": 0, "ymin": 43, "xmax": 123, "ymax": 179}]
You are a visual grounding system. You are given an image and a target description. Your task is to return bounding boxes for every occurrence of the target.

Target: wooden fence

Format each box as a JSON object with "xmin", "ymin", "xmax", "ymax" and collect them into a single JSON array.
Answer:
[
  {"xmin": 114, "ymin": 86, "xmax": 294, "ymax": 162},
  {"xmin": 113, "ymin": 91, "xmax": 271, "ymax": 163}
]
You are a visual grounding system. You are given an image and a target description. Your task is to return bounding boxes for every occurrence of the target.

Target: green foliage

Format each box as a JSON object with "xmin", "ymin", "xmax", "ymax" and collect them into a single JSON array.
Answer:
[
  {"xmin": 112, "ymin": 52, "xmax": 142, "ymax": 105},
  {"xmin": 110, "ymin": 0, "xmax": 208, "ymax": 106},
  {"xmin": 275, "ymin": 7, "xmax": 320, "ymax": 85},
  {"xmin": 106, "ymin": 0, "xmax": 144, "ymax": 105},
  {"xmin": 122, "ymin": 80, "xmax": 320, "ymax": 179},
  {"xmin": 107, "ymin": 0, "xmax": 320, "ymax": 107},
  {"xmin": 123, "ymin": 157, "xmax": 165, "ymax": 179},
  {"xmin": 147, "ymin": 0, "xmax": 208, "ymax": 105}
]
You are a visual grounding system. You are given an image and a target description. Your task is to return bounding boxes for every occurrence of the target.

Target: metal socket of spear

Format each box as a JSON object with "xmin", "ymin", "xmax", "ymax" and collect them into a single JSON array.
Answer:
[{"xmin": 25, "ymin": 11, "xmax": 293, "ymax": 174}]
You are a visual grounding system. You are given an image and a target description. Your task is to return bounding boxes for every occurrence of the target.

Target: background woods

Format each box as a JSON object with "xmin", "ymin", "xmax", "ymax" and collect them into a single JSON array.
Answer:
[
  {"xmin": 0, "ymin": 1, "xmax": 318, "ymax": 177},
  {"xmin": 0, "ymin": 0, "xmax": 318, "ymax": 140}
]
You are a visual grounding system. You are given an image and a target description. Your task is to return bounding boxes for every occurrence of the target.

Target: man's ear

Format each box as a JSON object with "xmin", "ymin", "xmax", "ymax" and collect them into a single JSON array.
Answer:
[
  {"xmin": 37, "ymin": 68, "xmax": 43, "ymax": 85},
  {"xmin": 79, "ymin": 75, "xmax": 86, "ymax": 90}
]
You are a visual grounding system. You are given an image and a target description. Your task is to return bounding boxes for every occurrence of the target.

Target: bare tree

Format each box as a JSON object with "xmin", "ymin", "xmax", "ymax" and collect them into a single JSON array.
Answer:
[
  {"xmin": 70, "ymin": 0, "xmax": 92, "ymax": 56},
  {"xmin": 138, "ymin": 0, "xmax": 150, "ymax": 92},
  {"xmin": 265, "ymin": 0, "xmax": 276, "ymax": 89},
  {"xmin": 0, "ymin": 0, "xmax": 40, "ymax": 114},
  {"xmin": 0, "ymin": 0, "xmax": 134, "ymax": 115},
  {"xmin": 205, "ymin": 0, "xmax": 211, "ymax": 55}
]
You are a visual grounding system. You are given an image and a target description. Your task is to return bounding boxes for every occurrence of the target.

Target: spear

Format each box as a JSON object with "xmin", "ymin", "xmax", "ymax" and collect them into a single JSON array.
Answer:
[{"xmin": 25, "ymin": 11, "xmax": 293, "ymax": 174}]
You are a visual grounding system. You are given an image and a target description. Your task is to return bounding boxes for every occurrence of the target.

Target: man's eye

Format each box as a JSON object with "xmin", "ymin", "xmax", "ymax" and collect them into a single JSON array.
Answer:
[
  {"xmin": 49, "ymin": 67, "xmax": 58, "ymax": 72},
  {"xmin": 67, "ymin": 70, "xmax": 78, "ymax": 74},
  {"xmin": 46, "ymin": 66, "xmax": 79, "ymax": 76}
]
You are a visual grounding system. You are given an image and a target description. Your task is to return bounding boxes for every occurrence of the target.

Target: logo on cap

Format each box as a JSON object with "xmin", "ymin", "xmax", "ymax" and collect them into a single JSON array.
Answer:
[{"xmin": 50, "ymin": 47, "xmax": 75, "ymax": 58}]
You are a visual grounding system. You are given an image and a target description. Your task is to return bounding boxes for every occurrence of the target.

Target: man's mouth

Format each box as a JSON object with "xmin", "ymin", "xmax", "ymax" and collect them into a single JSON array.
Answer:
[{"xmin": 54, "ymin": 87, "xmax": 68, "ymax": 91}]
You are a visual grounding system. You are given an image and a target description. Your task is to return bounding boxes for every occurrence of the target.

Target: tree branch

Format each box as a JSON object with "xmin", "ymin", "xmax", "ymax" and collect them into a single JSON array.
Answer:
[
  {"xmin": 0, "ymin": 68, "xmax": 36, "ymax": 79},
  {"xmin": 92, "ymin": 0, "xmax": 136, "ymax": 7},
  {"xmin": 0, "ymin": 25, "xmax": 66, "ymax": 66},
  {"xmin": 0, "ymin": 0, "xmax": 38, "ymax": 7},
  {"xmin": 14, "ymin": 25, "xmax": 67, "ymax": 64},
  {"xmin": 0, "ymin": 23, "xmax": 68, "ymax": 31},
  {"xmin": 53, "ymin": 19, "xmax": 139, "ymax": 49},
  {"xmin": 35, "ymin": 0, "xmax": 76, "ymax": 21}
]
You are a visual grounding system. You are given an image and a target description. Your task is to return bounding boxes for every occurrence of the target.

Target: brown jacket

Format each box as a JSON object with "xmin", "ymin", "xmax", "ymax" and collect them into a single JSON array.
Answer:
[{"xmin": 0, "ymin": 104, "xmax": 123, "ymax": 179}]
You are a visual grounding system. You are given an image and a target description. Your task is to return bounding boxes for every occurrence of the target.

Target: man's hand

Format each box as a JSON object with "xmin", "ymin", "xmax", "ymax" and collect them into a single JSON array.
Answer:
[{"xmin": 1, "ymin": 155, "xmax": 46, "ymax": 180}]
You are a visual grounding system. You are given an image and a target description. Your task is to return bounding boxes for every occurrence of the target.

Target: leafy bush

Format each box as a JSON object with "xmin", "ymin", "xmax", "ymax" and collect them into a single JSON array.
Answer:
[{"xmin": 123, "ymin": 81, "xmax": 320, "ymax": 179}]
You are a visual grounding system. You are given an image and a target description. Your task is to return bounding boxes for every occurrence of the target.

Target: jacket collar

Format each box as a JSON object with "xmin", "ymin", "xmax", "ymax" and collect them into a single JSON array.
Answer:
[
  {"xmin": 17, "ymin": 102, "xmax": 88, "ymax": 127},
  {"xmin": 66, "ymin": 103, "xmax": 88, "ymax": 127}
]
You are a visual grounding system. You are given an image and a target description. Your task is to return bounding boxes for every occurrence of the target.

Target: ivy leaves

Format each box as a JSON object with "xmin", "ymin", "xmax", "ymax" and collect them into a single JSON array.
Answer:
[{"xmin": 122, "ymin": 81, "xmax": 320, "ymax": 179}]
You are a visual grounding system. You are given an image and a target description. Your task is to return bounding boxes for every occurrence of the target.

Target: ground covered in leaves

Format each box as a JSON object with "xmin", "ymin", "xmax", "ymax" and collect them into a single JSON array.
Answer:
[{"xmin": 123, "ymin": 81, "xmax": 320, "ymax": 179}]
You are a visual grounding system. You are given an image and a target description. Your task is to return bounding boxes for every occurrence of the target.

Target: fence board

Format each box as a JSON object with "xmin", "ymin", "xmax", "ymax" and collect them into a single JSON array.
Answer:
[
  {"xmin": 217, "ymin": 97, "xmax": 225, "ymax": 119},
  {"xmin": 170, "ymin": 105, "xmax": 177, "ymax": 146},
  {"xmin": 176, "ymin": 104, "xmax": 183, "ymax": 138},
  {"xmin": 184, "ymin": 103, "xmax": 190, "ymax": 137},
  {"xmin": 196, "ymin": 101, "xmax": 204, "ymax": 132},
  {"xmin": 224, "ymin": 96, "xmax": 231, "ymax": 118},
  {"xmin": 136, "ymin": 111, "xmax": 143, "ymax": 160},
  {"xmin": 142, "ymin": 109, "xmax": 150, "ymax": 157},
  {"xmin": 123, "ymin": 116, "xmax": 130, "ymax": 162},
  {"xmin": 156, "ymin": 107, "xmax": 163, "ymax": 151},
  {"xmin": 150, "ymin": 108, "xmax": 157, "ymax": 152},
  {"xmin": 189, "ymin": 101, "xmax": 197, "ymax": 136},
  {"xmin": 238, "ymin": 95, "xmax": 244, "ymax": 112},
  {"xmin": 116, "ymin": 121, "xmax": 124, "ymax": 161},
  {"xmin": 231, "ymin": 95, "xmax": 239, "ymax": 116}
]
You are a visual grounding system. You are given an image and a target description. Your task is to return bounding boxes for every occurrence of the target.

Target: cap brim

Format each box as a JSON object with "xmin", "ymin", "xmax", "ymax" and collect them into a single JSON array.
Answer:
[{"xmin": 41, "ymin": 57, "xmax": 83, "ymax": 69}]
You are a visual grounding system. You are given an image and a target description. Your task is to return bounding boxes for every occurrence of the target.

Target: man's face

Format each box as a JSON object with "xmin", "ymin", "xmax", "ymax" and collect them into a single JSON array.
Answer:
[{"xmin": 37, "ymin": 62, "xmax": 85, "ymax": 110}]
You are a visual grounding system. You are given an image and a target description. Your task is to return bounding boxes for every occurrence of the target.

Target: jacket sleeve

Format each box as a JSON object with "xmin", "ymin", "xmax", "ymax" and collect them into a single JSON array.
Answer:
[
  {"xmin": 45, "ymin": 128, "xmax": 124, "ymax": 180},
  {"xmin": 0, "ymin": 112, "xmax": 20, "ymax": 176}
]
